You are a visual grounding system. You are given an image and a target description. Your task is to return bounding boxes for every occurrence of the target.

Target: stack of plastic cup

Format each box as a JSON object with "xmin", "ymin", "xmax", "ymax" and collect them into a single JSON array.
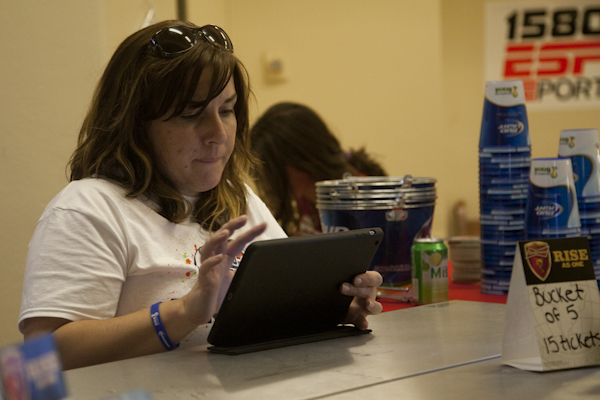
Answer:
[
  {"xmin": 525, "ymin": 158, "xmax": 581, "ymax": 240},
  {"xmin": 558, "ymin": 128, "xmax": 600, "ymax": 286},
  {"xmin": 479, "ymin": 80, "xmax": 531, "ymax": 295}
]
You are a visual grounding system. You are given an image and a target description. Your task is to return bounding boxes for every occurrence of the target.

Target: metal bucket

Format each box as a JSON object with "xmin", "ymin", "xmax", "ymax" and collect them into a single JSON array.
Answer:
[{"xmin": 316, "ymin": 175, "xmax": 437, "ymax": 287}]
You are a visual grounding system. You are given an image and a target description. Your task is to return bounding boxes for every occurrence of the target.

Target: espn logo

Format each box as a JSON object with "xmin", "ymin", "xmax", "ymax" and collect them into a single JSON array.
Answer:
[{"xmin": 503, "ymin": 41, "xmax": 600, "ymax": 101}]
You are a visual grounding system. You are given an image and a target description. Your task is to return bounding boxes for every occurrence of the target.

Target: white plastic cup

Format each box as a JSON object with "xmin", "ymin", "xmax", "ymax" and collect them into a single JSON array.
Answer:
[
  {"xmin": 479, "ymin": 80, "xmax": 531, "ymax": 149},
  {"xmin": 558, "ymin": 128, "xmax": 600, "ymax": 198},
  {"xmin": 525, "ymin": 158, "xmax": 580, "ymax": 237}
]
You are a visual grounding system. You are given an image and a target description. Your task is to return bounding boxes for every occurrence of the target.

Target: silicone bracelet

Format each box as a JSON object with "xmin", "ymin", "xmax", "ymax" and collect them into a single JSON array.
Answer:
[{"xmin": 150, "ymin": 302, "xmax": 180, "ymax": 351}]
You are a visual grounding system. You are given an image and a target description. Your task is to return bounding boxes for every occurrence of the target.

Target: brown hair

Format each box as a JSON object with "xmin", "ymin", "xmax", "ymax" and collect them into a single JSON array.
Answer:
[
  {"xmin": 250, "ymin": 102, "xmax": 386, "ymax": 234},
  {"xmin": 69, "ymin": 20, "xmax": 257, "ymax": 231}
]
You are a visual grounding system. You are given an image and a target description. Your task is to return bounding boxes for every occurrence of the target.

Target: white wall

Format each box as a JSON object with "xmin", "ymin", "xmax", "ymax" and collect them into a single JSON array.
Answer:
[
  {"xmin": 0, "ymin": 0, "xmax": 176, "ymax": 347},
  {"xmin": 221, "ymin": 0, "xmax": 448, "ymax": 232},
  {"xmin": 1, "ymin": 0, "xmax": 104, "ymax": 347}
]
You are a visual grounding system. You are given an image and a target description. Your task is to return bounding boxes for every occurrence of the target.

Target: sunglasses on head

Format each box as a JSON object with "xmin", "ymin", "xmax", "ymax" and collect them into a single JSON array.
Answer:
[{"xmin": 146, "ymin": 24, "xmax": 234, "ymax": 58}]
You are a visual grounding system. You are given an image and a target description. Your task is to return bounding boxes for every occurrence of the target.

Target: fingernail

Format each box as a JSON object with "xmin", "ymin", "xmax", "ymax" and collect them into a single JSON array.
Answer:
[
  {"xmin": 367, "ymin": 300, "xmax": 375, "ymax": 309},
  {"xmin": 355, "ymin": 278, "xmax": 363, "ymax": 285},
  {"xmin": 342, "ymin": 283, "xmax": 351, "ymax": 293}
]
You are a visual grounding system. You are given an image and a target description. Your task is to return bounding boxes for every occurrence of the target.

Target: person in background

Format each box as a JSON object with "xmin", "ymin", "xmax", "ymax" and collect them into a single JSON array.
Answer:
[
  {"xmin": 251, "ymin": 102, "xmax": 387, "ymax": 235},
  {"xmin": 18, "ymin": 21, "xmax": 383, "ymax": 370}
]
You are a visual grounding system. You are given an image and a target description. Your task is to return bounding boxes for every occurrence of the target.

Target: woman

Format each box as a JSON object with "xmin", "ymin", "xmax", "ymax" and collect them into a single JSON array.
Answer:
[
  {"xmin": 251, "ymin": 102, "xmax": 387, "ymax": 235},
  {"xmin": 19, "ymin": 21, "xmax": 383, "ymax": 370}
]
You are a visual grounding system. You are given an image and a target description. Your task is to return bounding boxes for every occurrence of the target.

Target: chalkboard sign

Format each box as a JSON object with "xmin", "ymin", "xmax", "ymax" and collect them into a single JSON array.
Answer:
[{"xmin": 501, "ymin": 237, "xmax": 600, "ymax": 371}]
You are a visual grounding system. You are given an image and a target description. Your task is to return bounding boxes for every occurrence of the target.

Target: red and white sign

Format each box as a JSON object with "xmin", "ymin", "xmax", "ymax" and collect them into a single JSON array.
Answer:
[{"xmin": 486, "ymin": 1, "xmax": 600, "ymax": 109}]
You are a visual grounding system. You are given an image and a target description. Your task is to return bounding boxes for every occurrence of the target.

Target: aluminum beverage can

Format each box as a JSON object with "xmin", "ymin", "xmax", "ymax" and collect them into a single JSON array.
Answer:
[{"xmin": 411, "ymin": 238, "xmax": 448, "ymax": 304}]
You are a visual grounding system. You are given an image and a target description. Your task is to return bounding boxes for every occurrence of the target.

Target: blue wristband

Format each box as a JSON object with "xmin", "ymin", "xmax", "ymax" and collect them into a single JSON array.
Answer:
[{"xmin": 150, "ymin": 302, "xmax": 180, "ymax": 351}]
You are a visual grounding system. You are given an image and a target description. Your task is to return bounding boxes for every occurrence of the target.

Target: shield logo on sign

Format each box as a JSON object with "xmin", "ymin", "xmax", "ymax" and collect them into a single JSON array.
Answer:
[{"xmin": 524, "ymin": 241, "xmax": 552, "ymax": 281}]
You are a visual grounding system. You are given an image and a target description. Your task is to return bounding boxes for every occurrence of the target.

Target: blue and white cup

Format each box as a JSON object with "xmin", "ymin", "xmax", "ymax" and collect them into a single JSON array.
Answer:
[
  {"xmin": 558, "ymin": 128, "xmax": 600, "ymax": 199},
  {"xmin": 525, "ymin": 158, "xmax": 581, "ymax": 238},
  {"xmin": 479, "ymin": 80, "xmax": 530, "ymax": 149}
]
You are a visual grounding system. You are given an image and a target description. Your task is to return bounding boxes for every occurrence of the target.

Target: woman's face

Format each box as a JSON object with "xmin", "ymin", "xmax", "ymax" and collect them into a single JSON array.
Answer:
[{"xmin": 148, "ymin": 73, "xmax": 237, "ymax": 196}]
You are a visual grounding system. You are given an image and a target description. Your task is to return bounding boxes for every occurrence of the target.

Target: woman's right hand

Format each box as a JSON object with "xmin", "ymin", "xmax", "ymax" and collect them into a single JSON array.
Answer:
[{"xmin": 181, "ymin": 215, "xmax": 267, "ymax": 326}]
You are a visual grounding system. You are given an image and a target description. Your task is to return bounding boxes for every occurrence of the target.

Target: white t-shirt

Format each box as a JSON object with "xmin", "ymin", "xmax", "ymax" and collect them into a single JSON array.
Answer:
[{"xmin": 19, "ymin": 178, "xmax": 286, "ymax": 347}]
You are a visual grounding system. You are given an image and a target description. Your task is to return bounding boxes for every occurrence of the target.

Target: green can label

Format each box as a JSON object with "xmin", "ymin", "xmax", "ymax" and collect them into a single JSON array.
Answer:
[{"xmin": 411, "ymin": 239, "xmax": 448, "ymax": 304}]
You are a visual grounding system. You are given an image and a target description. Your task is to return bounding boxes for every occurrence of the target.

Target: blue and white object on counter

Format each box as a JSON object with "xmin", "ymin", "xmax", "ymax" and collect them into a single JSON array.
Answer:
[
  {"xmin": 558, "ymin": 128, "xmax": 600, "ymax": 199},
  {"xmin": 558, "ymin": 128, "xmax": 600, "ymax": 288},
  {"xmin": 0, "ymin": 334, "xmax": 66, "ymax": 400},
  {"xmin": 479, "ymin": 80, "xmax": 530, "ymax": 149},
  {"xmin": 478, "ymin": 80, "xmax": 531, "ymax": 295},
  {"xmin": 525, "ymin": 158, "xmax": 580, "ymax": 239}
]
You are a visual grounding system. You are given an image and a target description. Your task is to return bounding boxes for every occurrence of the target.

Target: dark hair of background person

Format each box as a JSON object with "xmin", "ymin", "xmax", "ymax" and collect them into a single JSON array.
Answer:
[
  {"xmin": 250, "ymin": 102, "xmax": 387, "ymax": 235},
  {"xmin": 68, "ymin": 20, "xmax": 257, "ymax": 231}
]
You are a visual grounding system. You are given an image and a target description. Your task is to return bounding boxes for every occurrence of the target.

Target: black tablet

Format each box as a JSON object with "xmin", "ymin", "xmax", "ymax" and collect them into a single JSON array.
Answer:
[{"xmin": 207, "ymin": 227, "xmax": 383, "ymax": 354}]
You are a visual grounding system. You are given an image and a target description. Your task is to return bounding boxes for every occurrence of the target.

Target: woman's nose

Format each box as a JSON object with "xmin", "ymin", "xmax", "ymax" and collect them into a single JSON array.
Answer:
[{"xmin": 199, "ymin": 112, "xmax": 228, "ymax": 145}]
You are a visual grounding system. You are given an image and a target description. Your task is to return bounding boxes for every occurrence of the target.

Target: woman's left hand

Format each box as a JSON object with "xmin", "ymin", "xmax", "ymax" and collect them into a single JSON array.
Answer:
[{"xmin": 340, "ymin": 271, "xmax": 383, "ymax": 330}]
